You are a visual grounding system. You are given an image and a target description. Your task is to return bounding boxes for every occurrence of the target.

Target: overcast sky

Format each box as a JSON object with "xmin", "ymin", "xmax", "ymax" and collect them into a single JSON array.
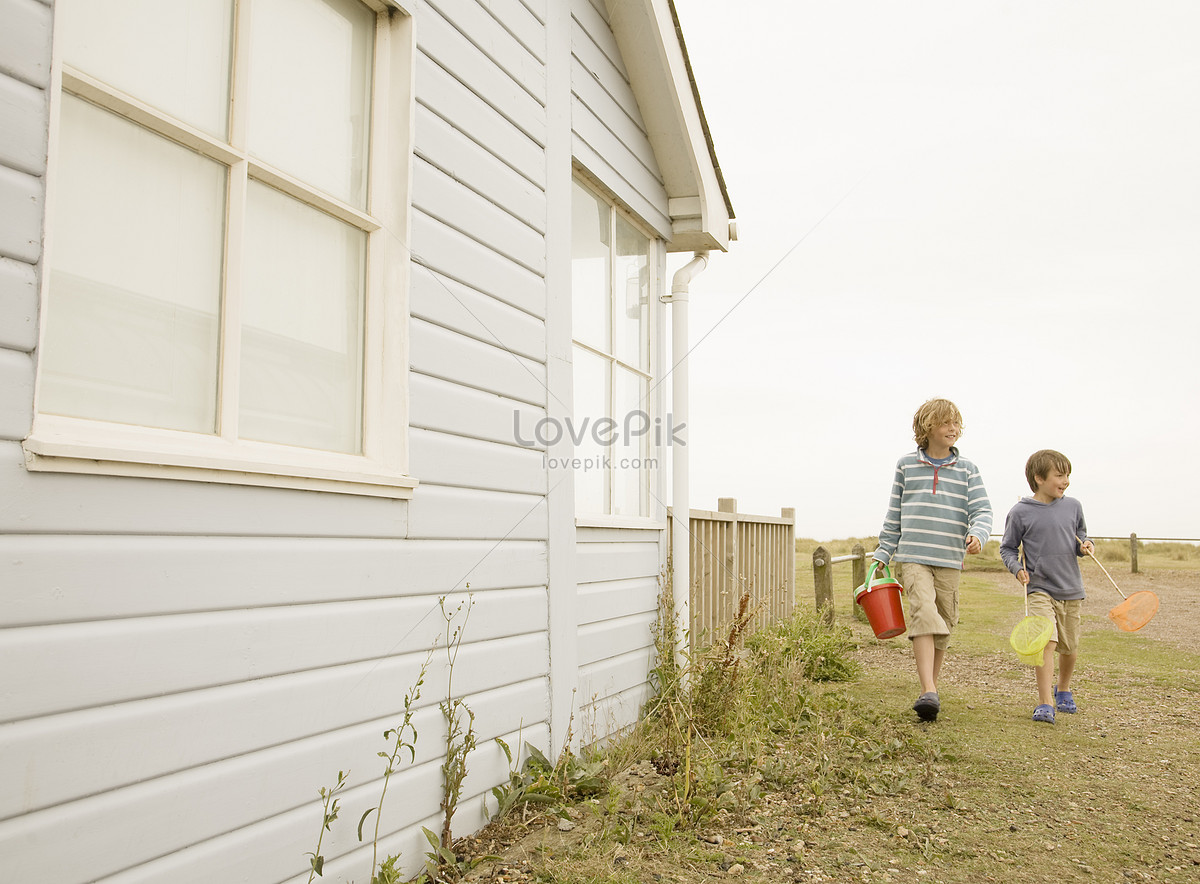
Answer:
[{"xmin": 667, "ymin": 0, "xmax": 1200, "ymax": 541}]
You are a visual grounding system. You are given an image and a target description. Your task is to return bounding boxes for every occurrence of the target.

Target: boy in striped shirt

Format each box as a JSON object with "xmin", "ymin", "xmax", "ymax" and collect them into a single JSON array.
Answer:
[{"xmin": 872, "ymin": 399, "xmax": 993, "ymax": 722}]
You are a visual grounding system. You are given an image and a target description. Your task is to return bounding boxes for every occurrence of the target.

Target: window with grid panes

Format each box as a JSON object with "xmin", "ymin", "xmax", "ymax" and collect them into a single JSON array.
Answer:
[
  {"xmin": 25, "ymin": 0, "xmax": 416, "ymax": 498},
  {"xmin": 571, "ymin": 179, "xmax": 655, "ymax": 518}
]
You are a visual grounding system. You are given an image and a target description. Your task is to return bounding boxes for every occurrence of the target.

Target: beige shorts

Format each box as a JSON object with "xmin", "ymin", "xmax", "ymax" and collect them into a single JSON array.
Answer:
[
  {"xmin": 1026, "ymin": 592, "xmax": 1082, "ymax": 656},
  {"xmin": 894, "ymin": 562, "xmax": 960, "ymax": 650}
]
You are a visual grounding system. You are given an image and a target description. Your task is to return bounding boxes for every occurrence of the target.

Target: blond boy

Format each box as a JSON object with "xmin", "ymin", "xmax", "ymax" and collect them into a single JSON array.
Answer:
[{"xmin": 873, "ymin": 399, "xmax": 993, "ymax": 722}]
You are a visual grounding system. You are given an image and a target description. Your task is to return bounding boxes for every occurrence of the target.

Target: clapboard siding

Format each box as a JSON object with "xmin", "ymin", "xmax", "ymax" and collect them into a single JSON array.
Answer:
[
  {"xmin": 410, "ymin": 265, "xmax": 546, "ymax": 357},
  {"xmin": 413, "ymin": 155, "xmax": 546, "ymax": 274},
  {"xmin": 0, "ymin": 634, "xmax": 547, "ymax": 819},
  {"xmin": 0, "ymin": 346, "xmax": 33, "ymax": 440},
  {"xmin": 570, "ymin": 56, "xmax": 656, "ymax": 176},
  {"xmin": 417, "ymin": 1, "xmax": 546, "ymax": 145},
  {"xmin": 0, "ymin": 683, "xmax": 546, "ymax": 884},
  {"xmin": 0, "ymin": 0, "xmax": 52, "ymax": 88},
  {"xmin": 578, "ymin": 646, "xmax": 654, "ymax": 707},
  {"xmin": 583, "ymin": 683, "xmax": 652, "ymax": 741},
  {"xmin": 414, "ymin": 102, "xmax": 547, "ymax": 234},
  {"xmin": 0, "ymin": 164, "xmax": 43, "ymax": 264},
  {"xmin": 574, "ymin": 525, "xmax": 665, "ymax": 738},
  {"xmin": 409, "ymin": 315, "xmax": 547, "ymax": 404},
  {"xmin": 0, "ymin": 587, "xmax": 547, "ymax": 722},
  {"xmin": 474, "ymin": 0, "xmax": 546, "ymax": 64},
  {"xmin": 426, "ymin": 0, "xmax": 547, "ymax": 75},
  {"xmin": 0, "ymin": 256, "xmax": 39, "ymax": 352},
  {"xmin": 0, "ymin": 72, "xmax": 46, "ymax": 176},
  {"xmin": 0, "ymin": 441, "xmax": 410, "ymax": 537},
  {"xmin": 578, "ymin": 611, "xmax": 657, "ymax": 666},
  {"xmin": 406, "ymin": 482, "xmax": 548, "ymax": 540},
  {"xmin": 570, "ymin": 0, "xmax": 670, "ymax": 238},
  {"xmin": 515, "ymin": 0, "xmax": 546, "ymax": 26},
  {"xmin": 110, "ymin": 723, "xmax": 549, "ymax": 884},
  {"xmin": 409, "ymin": 425, "xmax": 547, "ymax": 493},
  {"xmin": 410, "ymin": 371, "xmax": 544, "ymax": 447},
  {"xmin": 411, "ymin": 210, "xmax": 546, "ymax": 317},
  {"xmin": 415, "ymin": 55, "xmax": 545, "ymax": 186},
  {"xmin": 578, "ymin": 575, "xmax": 659, "ymax": 624},
  {"xmin": 575, "ymin": 538, "xmax": 661, "ymax": 585},
  {"xmin": 0, "ymin": 535, "xmax": 546, "ymax": 626},
  {"xmin": 572, "ymin": 0, "xmax": 629, "ymax": 81}
]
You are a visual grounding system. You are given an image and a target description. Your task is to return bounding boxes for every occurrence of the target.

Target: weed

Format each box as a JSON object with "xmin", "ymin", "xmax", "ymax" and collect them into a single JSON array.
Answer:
[
  {"xmin": 358, "ymin": 656, "xmax": 431, "ymax": 880},
  {"xmin": 305, "ymin": 770, "xmax": 349, "ymax": 881},
  {"xmin": 434, "ymin": 595, "xmax": 477, "ymax": 877}
]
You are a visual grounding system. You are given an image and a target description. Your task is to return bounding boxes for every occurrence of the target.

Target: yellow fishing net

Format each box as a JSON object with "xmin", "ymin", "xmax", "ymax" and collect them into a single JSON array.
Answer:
[{"xmin": 1009, "ymin": 614, "xmax": 1053, "ymax": 666}]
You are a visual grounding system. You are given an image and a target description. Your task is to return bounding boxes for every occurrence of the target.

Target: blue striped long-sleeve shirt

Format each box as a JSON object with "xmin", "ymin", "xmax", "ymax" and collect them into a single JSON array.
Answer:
[{"xmin": 874, "ymin": 448, "xmax": 993, "ymax": 570}]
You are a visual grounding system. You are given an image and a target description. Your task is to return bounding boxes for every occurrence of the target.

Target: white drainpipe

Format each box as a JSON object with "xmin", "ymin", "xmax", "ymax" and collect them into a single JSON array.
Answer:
[{"xmin": 666, "ymin": 251, "xmax": 708, "ymax": 663}]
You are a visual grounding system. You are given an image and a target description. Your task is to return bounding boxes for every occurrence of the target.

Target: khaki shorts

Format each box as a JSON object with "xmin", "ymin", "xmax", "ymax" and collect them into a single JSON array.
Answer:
[
  {"xmin": 1026, "ymin": 592, "xmax": 1082, "ymax": 656},
  {"xmin": 894, "ymin": 562, "xmax": 960, "ymax": 650}
]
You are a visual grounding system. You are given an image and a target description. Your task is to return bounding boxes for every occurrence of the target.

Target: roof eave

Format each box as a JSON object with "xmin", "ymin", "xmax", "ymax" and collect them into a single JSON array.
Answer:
[{"xmin": 606, "ymin": 0, "xmax": 736, "ymax": 253}]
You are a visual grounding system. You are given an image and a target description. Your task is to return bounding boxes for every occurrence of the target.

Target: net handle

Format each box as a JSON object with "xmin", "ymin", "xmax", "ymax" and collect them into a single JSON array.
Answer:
[
  {"xmin": 1077, "ymin": 536, "xmax": 1127, "ymax": 599},
  {"xmin": 1021, "ymin": 548, "xmax": 1029, "ymax": 617}
]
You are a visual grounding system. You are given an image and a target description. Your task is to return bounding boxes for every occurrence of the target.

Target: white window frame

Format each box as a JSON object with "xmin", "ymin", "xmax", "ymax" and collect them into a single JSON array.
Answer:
[
  {"xmin": 23, "ymin": 0, "xmax": 418, "ymax": 499},
  {"xmin": 571, "ymin": 176, "xmax": 659, "ymax": 521}
]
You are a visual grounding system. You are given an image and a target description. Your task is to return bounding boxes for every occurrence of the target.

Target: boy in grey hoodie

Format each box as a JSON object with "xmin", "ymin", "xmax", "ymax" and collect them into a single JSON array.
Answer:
[{"xmin": 1000, "ymin": 449, "xmax": 1094, "ymax": 724}]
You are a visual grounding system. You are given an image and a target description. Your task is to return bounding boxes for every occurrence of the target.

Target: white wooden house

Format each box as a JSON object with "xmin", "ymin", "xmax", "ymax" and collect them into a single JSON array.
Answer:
[{"xmin": 0, "ymin": 0, "xmax": 734, "ymax": 881}]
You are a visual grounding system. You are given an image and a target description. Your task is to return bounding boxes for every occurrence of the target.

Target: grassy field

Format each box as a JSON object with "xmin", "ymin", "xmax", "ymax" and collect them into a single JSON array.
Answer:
[{"xmin": 458, "ymin": 548, "xmax": 1200, "ymax": 884}]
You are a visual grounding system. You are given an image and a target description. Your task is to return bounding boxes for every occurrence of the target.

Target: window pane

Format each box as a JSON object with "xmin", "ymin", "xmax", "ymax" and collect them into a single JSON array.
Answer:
[
  {"xmin": 571, "ymin": 181, "xmax": 610, "ymax": 353},
  {"xmin": 572, "ymin": 346, "xmax": 609, "ymax": 515},
  {"xmin": 247, "ymin": 0, "xmax": 374, "ymax": 208},
  {"xmin": 613, "ymin": 214, "xmax": 649, "ymax": 371},
  {"xmin": 612, "ymin": 367, "xmax": 648, "ymax": 517},
  {"xmin": 240, "ymin": 182, "xmax": 365, "ymax": 453},
  {"xmin": 60, "ymin": 0, "xmax": 233, "ymax": 138},
  {"xmin": 40, "ymin": 95, "xmax": 225, "ymax": 433}
]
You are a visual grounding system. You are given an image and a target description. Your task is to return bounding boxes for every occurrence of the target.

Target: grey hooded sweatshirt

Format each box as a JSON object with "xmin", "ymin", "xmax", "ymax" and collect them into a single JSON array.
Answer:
[{"xmin": 999, "ymin": 496, "xmax": 1089, "ymax": 601}]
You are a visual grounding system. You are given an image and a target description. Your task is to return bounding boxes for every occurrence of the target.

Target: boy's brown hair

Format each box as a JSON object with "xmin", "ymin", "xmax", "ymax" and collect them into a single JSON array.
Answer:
[
  {"xmin": 1025, "ymin": 449, "xmax": 1072, "ymax": 492},
  {"xmin": 911, "ymin": 398, "xmax": 963, "ymax": 449}
]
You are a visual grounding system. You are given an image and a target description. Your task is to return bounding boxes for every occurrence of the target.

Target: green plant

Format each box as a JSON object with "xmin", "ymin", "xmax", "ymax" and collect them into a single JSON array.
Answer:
[
  {"xmin": 357, "ymin": 655, "xmax": 431, "ymax": 881},
  {"xmin": 432, "ymin": 595, "xmax": 477, "ymax": 880},
  {"xmin": 747, "ymin": 610, "xmax": 859, "ymax": 682},
  {"xmin": 490, "ymin": 738, "xmax": 563, "ymax": 820},
  {"xmin": 305, "ymin": 769, "xmax": 349, "ymax": 881}
]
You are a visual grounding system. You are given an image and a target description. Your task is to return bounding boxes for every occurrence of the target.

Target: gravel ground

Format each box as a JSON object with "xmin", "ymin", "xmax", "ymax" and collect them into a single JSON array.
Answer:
[{"xmin": 979, "ymin": 564, "xmax": 1200, "ymax": 654}]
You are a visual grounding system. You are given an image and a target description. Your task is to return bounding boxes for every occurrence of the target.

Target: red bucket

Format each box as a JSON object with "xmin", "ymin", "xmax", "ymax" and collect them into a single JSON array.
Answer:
[{"xmin": 855, "ymin": 562, "xmax": 906, "ymax": 639}]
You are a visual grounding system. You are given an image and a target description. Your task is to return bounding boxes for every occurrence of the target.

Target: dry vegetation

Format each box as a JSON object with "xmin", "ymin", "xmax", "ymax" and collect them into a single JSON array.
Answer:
[{"xmin": 451, "ymin": 542, "xmax": 1200, "ymax": 884}]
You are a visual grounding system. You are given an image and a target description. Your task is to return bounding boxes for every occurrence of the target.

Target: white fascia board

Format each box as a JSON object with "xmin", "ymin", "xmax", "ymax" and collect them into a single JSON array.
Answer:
[{"xmin": 606, "ymin": 0, "xmax": 732, "ymax": 253}]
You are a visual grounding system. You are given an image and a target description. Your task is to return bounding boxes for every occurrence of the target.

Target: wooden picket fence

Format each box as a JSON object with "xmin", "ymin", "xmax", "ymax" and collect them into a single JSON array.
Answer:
[{"xmin": 670, "ymin": 498, "xmax": 796, "ymax": 649}]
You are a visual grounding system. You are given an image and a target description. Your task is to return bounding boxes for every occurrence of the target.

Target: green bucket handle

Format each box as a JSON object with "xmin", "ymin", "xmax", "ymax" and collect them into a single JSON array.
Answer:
[{"xmin": 862, "ymin": 559, "xmax": 900, "ymax": 594}]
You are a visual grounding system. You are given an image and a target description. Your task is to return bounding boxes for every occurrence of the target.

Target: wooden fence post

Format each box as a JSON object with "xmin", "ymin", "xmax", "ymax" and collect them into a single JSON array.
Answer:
[
  {"xmin": 1130, "ymin": 533, "xmax": 1138, "ymax": 574},
  {"xmin": 851, "ymin": 543, "xmax": 867, "ymax": 622},
  {"xmin": 781, "ymin": 508, "xmax": 796, "ymax": 613},
  {"xmin": 812, "ymin": 545, "xmax": 833, "ymax": 623},
  {"xmin": 719, "ymin": 498, "xmax": 739, "ymax": 611}
]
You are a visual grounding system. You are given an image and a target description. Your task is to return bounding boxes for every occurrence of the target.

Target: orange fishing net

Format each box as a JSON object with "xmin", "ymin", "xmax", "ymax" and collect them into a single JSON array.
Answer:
[
  {"xmin": 1108, "ymin": 590, "xmax": 1160, "ymax": 632},
  {"xmin": 1082, "ymin": 544, "xmax": 1160, "ymax": 633}
]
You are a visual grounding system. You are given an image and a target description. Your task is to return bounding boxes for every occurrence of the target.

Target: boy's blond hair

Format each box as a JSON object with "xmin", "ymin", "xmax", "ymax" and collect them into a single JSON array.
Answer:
[
  {"xmin": 1025, "ymin": 449, "xmax": 1072, "ymax": 492},
  {"xmin": 912, "ymin": 398, "xmax": 963, "ymax": 450}
]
